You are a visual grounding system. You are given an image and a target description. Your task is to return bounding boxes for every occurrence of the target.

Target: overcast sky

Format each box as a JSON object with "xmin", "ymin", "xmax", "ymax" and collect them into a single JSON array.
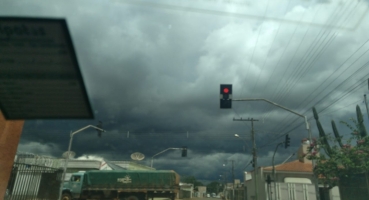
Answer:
[{"xmin": 1, "ymin": 0, "xmax": 369, "ymax": 182}]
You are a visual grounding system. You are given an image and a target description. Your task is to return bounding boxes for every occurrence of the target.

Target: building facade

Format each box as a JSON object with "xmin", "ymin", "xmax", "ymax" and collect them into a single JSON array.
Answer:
[{"xmin": 243, "ymin": 141, "xmax": 340, "ymax": 200}]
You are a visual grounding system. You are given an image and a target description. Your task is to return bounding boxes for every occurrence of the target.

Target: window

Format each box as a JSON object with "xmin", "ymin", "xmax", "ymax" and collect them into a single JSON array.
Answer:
[{"xmin": 72, "ymin": 176, "xmax": 81, "ymax": 182}]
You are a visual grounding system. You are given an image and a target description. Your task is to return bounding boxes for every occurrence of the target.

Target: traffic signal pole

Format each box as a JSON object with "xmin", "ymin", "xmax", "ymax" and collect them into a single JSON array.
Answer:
[
  {"xmin": 272, "ymin": 142, "xmax": 284, "ymax": 200},
  {"xmin": 233, "ymin": 118, "xmax": 259, "ymax": 200},
  {"xmin": 232, "ymin": 98, "xmax": 320, "ymax": 200}
]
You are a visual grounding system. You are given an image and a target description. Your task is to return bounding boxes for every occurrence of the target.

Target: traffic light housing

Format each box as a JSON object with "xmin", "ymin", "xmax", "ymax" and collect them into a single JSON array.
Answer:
[
  {"xmin": 285, "ymin": 134, "xmax": 290, "ymax": 149},
  {"xmin": 97, "ymin": 121, "xmax": 103, "ymax": 138},
  {"xmin": 182, "ymin": 146, "xmax": 187, "ymax": 157},
  {"xmin": 220, "ymin": 84, "xmax": 232, "ymax": 109},
  {"xmin": 266, "ymin": 175, "xmax": 272, "ymax": 185}
]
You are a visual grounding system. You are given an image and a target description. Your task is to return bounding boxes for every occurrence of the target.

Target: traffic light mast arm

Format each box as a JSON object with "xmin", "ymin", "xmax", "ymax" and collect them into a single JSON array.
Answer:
[
  {"xmin": 232, "ymin": 98, "xmax": 308, "ymax": 130},
  {"xmin": 150, "ymin": 148, "xmax": 182, "ymax": 168}
]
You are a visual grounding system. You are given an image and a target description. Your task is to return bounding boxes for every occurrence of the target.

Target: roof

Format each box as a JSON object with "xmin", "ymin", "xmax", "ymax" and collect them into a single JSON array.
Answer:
[{"xmin": 263, "ymin": 160, "xmax": 313, "ymax": 173}]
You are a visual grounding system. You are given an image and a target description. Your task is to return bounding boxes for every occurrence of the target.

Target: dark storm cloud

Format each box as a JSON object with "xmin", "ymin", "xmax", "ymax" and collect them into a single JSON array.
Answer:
[{"xmin": 2, "ymin": 0, "xmax": 369, "ymax": 181}]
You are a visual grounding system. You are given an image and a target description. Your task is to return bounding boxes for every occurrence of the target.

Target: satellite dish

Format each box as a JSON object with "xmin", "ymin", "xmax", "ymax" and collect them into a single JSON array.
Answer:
[
  {"xmin": 131, "ymin": 152, "xmax": 145, "ymax": 161},
  {"xmin": 62, "ymin": 151, "xmax": 76, "ymax": 159}
]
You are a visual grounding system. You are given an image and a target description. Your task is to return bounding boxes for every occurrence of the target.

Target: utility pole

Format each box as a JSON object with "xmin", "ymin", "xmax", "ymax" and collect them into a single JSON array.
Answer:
[
  {"xmin": 233, "ymin": 117, "xmax": 259, "ymax": 200},
  {"xmin": 365, "ymin": 95, "xmax": 369, "ymax": 120},
  {"xmin": 231, "ymin": 160, "xmax": 234, "ymax": 185}
]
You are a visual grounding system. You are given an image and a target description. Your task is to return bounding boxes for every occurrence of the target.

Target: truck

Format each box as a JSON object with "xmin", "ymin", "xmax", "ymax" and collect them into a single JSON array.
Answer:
[{"xmin": 61, "ymin": 170, "xmax": 180, "ymax": 200}]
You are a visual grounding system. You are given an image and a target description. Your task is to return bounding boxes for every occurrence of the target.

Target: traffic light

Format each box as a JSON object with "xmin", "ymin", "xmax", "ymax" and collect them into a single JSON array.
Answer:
[
  {"xmin": 266, "ymin": 175, "xmax": 272, "ymax": 185},
  {"xmin": 285, "ymin": 134, "xmax": 290, "ymax": 149},
  {"xmin": 96, "ymin": 121, "xmax": 103, "ymax": 138},
  {"xmin": 182, "ymin": 146, "xmax": 187, "ymax": 157},
  {"xmin": 220, "ymin": 84, "xmax": 232, "ymax": 109}
]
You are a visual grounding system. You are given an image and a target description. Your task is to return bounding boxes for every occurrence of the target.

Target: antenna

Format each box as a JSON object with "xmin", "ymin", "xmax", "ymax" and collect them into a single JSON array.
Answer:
[{"xmin": 131, "ymin": 152, "xmax": 145, "ymax": 161}]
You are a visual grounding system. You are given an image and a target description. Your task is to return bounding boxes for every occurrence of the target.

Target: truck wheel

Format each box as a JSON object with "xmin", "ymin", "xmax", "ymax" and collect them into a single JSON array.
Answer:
[{"xmin": 61, "ymin": 193, "xmax": 72, "ymax": 200}]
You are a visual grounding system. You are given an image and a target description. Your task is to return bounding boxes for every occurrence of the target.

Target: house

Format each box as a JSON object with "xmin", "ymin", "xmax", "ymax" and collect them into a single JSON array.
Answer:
[
  {"xmin": 243, "ymin": 140, "xmax": 340, "ymax": 200},
  {"xmin": 179, "ymin": 183, "xmax": 194, "ymax": 199},
  {"xmin": 195, "ymin": 186, "xmax": 207, "ymax": 197}
]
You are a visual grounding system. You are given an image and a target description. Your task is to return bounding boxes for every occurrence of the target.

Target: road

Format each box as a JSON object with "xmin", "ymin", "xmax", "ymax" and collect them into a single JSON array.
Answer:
[
  {"xmin": 182, "ymin": 198, "xmax": 220, "ymax": 200},
  {"xmin": 156, "ymin": 198, "xmax": 220, "ymax": 200}
]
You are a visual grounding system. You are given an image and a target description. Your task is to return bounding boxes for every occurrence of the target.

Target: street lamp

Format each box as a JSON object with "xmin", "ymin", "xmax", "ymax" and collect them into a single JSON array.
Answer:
[
  {"xmin": 58, "ymin": 123, "xmax": 106, "ymax": 200},
  {"xmin": 234, "ymin": 134, "xmax": 251, "ymax": 151},
  {"xmin": 150, "ymin": 147, "xmax": 182, "ymax": 168},
  {"xmin": 234, "ymin": 133, "xmax": 257, "ymax": 199}
]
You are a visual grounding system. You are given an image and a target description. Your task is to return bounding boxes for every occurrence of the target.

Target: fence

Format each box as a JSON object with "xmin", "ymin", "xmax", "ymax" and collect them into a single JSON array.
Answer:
[
  {"xmin": 5, "ymin": 162, "xmax": 63, "ymax": 200},
  {"xmin": 15, "ymin": 152, "xmax": 64, "ymax": 168}
]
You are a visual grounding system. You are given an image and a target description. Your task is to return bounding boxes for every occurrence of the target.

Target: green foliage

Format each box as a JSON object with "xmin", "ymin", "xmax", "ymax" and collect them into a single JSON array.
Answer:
[
  {"xmin": 181, "ymin": 176, "xmax": 204, "ymax": 188},
  {"xmin": 306, "ymin": 117, "xmax": 369, "ymax": 188},
  {"xmin": 206, "ymin": 181, "xmax": 223, "ymax": 193}
]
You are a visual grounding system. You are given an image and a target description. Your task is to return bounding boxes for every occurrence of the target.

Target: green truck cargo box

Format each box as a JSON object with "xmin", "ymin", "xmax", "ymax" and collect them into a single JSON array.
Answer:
[
  {"xmin": 62, "ymin": 170, "xmax": 180, "ymax": 200},
  {"xmin": 83, "ymin": 170, "xmax": 180, "ymax": 190}
]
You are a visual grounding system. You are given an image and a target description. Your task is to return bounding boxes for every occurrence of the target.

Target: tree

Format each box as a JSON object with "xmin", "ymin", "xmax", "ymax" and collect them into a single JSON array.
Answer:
[
  {"xmin": 207, "ymin": 181, "xmax": 223, "ymax": 194},
  {"xmin": 305, "ymin": 116, "xmax": 369, "ymax": 188},
  {"xmin": 181, "ymin": 176, "xmax": 204, "ymax": 188}
]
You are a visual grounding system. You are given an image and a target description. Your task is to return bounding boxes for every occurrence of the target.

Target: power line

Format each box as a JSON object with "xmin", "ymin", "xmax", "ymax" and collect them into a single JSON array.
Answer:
[
  {"xmin": 270, "ymin": 0, "xmax": 354, "ymax": 106},
  {"xmin": 263, "ymin": 77, "xmax": 369, "ymax": 147},
  {"xmin": 269, "ymin": 1, "xmax": 363, "ymax": 131},
  {"xmin": 273, "ymin": 41, "xmax": 369, "ymax": 134},
  {"xmin": 250, "ymin": 0, "xmax": 295, "ymax": 95},
  {"xmin": 241, "ymin": 0, "xmax": 271, "ymax": 98},
  {"xmin": 320, "ymin": 99, "xmax": 362, "ymax": 116},
  {"xmin": 259, "ymin": 1, "xmax": 349, "ymax": 121}
]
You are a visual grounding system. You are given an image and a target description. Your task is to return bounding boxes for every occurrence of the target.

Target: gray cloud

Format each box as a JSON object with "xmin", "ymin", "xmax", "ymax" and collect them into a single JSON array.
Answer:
[{"xmin": 1, "ymin": 0, "xmax": 369, "ymax": 181}]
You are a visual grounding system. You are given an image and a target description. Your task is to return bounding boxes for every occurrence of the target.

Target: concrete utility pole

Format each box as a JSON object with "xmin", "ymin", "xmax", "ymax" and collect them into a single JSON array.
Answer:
[{"xmin": 233, "ymin": 118, "xmax": 259, "ymax": 200}]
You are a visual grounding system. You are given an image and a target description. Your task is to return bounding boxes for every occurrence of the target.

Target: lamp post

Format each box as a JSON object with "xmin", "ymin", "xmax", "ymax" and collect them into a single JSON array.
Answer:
[
  {"xmin": 272, "ymin": 142, "xmax": 284, "ymax": 200},
  {"xmin": 234, "ymin": 134, "xmax": 251, "ymax": 151},
  {"xmin": 58, "ymin": 124, "xmax": 106, "ymax": 200},
  {"xmin": 235, "ymin": 133, "xmax": 258, "ymax": 200}
]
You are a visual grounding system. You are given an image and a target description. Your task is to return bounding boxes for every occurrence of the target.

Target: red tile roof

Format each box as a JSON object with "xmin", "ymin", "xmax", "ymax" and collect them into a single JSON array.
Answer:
[{"xmin": 263, "ymin": 160, "xmax": 313, "ymax": 173}]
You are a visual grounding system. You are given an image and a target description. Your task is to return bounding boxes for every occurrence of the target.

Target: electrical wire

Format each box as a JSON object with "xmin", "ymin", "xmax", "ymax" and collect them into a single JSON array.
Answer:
[
  {"xmin": 269, "ymin": 0, "xmax": 354, "ymax": 107},
  {"xmin": 262, "ymin": 76, "xmax": 369, "ymax": 147},
  {"xmin": 241, "ymin": 0, "xmax": 271, "ymax": 98},
  {"xmin": 259, "ymin": 0, "xmax": 350, "ymax": 121},
  {"xmin": 269, "ymin": 1, "xmax": 363, "ymax": 131},
  {"xmin": 250, "ymin": 0, "xmax": 295, "ymax": 94},
  {"xmin": 320, "ymin": 99, "xmax": 363, "ymax": 116}
]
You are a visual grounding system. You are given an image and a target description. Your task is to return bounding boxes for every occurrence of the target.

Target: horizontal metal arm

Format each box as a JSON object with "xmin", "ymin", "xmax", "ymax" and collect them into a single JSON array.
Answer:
[
  {"xmin": 152, "ymin": 148, "xmax": 182, "ymax": 158},
  {"xmin": 233, "ymin": 98, "xmax": 309, "ymax": 130},
  {"xmin": 71, "ymin": 125, "xmax": 106, "ymax": 136},
  {"xmin": 151, "ymin": 148, "xmax": 182, "ymax": 168},
  {"xmin": 233, "ymin": 98, "xmax": 305, "ymax": 118}
]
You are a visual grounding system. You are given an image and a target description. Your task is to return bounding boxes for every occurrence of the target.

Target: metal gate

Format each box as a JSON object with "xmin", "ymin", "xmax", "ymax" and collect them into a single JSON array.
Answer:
[{"xmin": 5, "ymin": 162, "xmax": 63, "ymax": 200}]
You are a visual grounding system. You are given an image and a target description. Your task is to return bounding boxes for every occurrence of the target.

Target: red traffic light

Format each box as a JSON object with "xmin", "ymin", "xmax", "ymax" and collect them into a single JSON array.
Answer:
[{"xmin": 223, "ymin": 88, "xmax": 229, "ymax": 93}]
